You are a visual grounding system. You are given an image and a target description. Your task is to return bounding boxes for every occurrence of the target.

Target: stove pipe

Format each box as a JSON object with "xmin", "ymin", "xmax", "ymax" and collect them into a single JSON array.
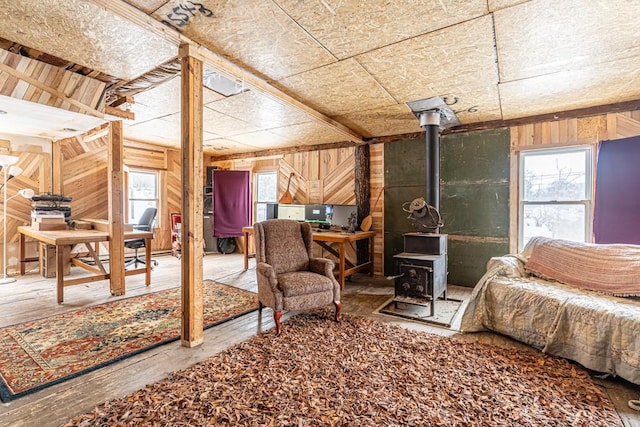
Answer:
[{"xmin": 418, "ymin": 110, "xmax": 441, "ymax": 211}]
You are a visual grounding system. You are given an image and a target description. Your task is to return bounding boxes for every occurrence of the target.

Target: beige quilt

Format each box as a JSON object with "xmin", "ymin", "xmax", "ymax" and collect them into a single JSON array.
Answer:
[{"xmin": 461, "ymin": 253, "xmax": 640, "ymax": 385}]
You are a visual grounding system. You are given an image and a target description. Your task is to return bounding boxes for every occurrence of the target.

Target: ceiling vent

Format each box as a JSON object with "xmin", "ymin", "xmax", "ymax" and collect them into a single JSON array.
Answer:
[{"xmin": 203, "ymin": 69, "xmax": 248, "ymax": 97}]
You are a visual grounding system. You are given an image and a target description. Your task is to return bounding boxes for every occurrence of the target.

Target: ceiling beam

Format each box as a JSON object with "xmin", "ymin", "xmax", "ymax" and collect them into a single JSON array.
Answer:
[
  {"xmin": 365, "ymin": 99, "xmax": 640, "ymax": 144},
  {"xmin": 108, "ymin": 95, "xmax": 135, "ymax": 108},
  {"xmin": 210, "ymin": 140, "xmax": 360, "ymax": 161},
  {"xmin": 86, "ymin": 0, "xmax": 364, "ymax": 144},
  {"xmin": 105, "ymin": 106, "xmax": 135, "ymax": 120},
  {"xmin": 442, "ymin": 99, "xmax": 640, "ymax": 135}
]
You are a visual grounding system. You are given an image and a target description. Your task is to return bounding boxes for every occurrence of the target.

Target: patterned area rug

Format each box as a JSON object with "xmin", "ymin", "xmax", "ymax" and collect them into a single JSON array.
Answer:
[
  {"xmin": 0, "ymin": 281, "xmax": 258, "ymax": 402},
  {"xmin": 64, "ymin": 311, "xmax": 621, "ymax": 426}
]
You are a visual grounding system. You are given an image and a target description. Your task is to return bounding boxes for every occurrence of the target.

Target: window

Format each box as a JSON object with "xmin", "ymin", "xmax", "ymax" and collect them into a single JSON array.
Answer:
[
  {"xmin": 128, "ymin": 170, "xmax": 158, "ymax": 225},
  {"xmin": 254, "ymin": 171, "xmax": 277, "ymax": 222},
  {"xmin": 519, "ymin": 146, "xmax": 592, "ymax": 250}
]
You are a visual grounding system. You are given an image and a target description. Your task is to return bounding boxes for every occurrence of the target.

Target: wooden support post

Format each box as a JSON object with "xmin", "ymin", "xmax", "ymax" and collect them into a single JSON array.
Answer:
[
  {"xmin": 52, "ymin": 143, "xmax": 62, "ymax": 195},
  {"xmin": 108, "ymin": 121, "xmax": 126, "ymax": 296},
  {"xmin": 180, "ymin": 43, "xmax": 205, "ymax": 347},
  {"xmin": 355, "ymin": 145, "xmax": 370, "ymax": 265}
]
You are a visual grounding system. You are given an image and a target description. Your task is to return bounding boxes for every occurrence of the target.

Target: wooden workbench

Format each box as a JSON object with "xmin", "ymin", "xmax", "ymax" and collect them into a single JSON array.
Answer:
[{"xmin": 18, "ymin": 226, "xmax": 154, "ymax": 303}]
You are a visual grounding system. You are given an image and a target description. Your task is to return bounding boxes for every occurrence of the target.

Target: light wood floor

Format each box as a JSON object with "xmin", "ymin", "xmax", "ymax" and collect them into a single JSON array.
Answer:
[{"xmin": 0, "ymin": 253, "xmax": 638, "ymax": 427}]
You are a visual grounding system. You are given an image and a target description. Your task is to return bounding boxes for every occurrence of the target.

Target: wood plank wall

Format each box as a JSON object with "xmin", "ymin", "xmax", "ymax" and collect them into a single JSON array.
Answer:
[
  {"xmin": 0, "ymin": 49, "xmax": 105, "ymax": 113},
  {"xmin": 508, "ymin": 110, "xmax": 640, "ymax": 251},
  {"xmin": 208, "ymin": 145, "xmax": 386, "ymax": 275},
  {"xmin": 59, "ymin": 135, "xmax": 109, "ymax": 221},
  {"xmin": 3, "ymin": 110, "xmax": 639, "ymax": 277},
  {"xmin": 369, "ymin": 144, "xmax": 384, "ymax": 275},
  {"xmin": 55, "ymin": 136, "xmax": 180, "ymax": 253},
  {"xmin": 0, "ymin": 148, "xmax": 50, "ymax": 275}
]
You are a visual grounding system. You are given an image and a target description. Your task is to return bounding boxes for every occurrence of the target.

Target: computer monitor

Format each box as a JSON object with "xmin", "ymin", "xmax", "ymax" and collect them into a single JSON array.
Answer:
[
  {"xmin": 277, "ymin": 204, "xmax": 305, "ymax": 221},
  {"xmin": 304, "ymin": 204, "xmax": 331, "ymax": 224},
  {"xmin": 331, "ymin": 204, "xmax": 357, "ymax": 229},
  {"xmin": 265, "ymin": 203, "xmax": 278, "ymax": 219}
]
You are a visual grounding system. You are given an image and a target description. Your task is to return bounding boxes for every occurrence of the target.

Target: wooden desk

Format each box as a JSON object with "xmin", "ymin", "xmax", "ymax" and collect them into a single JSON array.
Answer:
[
  {"xmin": 242, "ymin": 226, "xmax": 375, "ymax": 289},
  {"xmin": 242, "ymin": 226, "xmax": 255, "ymax": 271},
  {"xmin": 312, "ymin": 230, "xmax": 375, "ymax": 289},
  {"xmin": 18, "ymin": 226, "xmax": 153, "ymax": 304}
]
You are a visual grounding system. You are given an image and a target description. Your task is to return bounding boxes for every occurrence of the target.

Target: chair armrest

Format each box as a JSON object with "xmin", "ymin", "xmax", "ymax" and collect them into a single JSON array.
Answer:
[
  {"xmin": 256, "ymin": 262, "xmax": 279, "ymax": 292},
  {"xmin": 309, "ymin": 258, "xmax": 335, "ymax": 278}
]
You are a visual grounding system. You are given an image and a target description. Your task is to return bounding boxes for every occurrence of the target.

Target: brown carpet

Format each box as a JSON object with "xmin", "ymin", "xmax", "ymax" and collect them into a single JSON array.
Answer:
[{"xmin": 64, "ymin": 311, "xmax": 621, "ymax": 426}]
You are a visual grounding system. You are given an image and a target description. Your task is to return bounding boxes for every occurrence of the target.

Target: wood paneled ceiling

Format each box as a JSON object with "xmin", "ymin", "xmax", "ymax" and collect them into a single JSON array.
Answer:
[{"xmin": 1, "ymin": 0, "xmax": 639, "ymax": 156}]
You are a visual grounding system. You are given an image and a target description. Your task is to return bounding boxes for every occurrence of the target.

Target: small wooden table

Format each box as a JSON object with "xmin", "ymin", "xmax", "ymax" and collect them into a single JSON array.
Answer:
[
  {"xmin": 242, "ymin": 225, "xmax": 255, "ymax": 271},
  {"xmin": 18, "ymin": 226, "xmax": 154, "ymax": 303},
  {"xmin": 242, "ymin": 226, "xmax": 375, "ymax": 289},
  {"xmin": 312, "ymin": 230, "xmax": 375, "ymax": 289}
]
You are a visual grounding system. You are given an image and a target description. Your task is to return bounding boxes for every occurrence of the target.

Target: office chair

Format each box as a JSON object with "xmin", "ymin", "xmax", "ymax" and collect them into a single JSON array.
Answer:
[
  {"xmin": 125, "ymin": 207, "xmax": 158, "ymax": 269},
  {"xmin": 170, "ymin": 212, "xmax": 181, "ymax": 258}
]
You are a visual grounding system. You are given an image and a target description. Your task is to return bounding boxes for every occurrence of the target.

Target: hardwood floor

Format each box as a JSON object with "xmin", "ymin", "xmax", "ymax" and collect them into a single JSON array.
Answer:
[{"xmin": 0, "ymin": 253, "xmax": 638, "ymax": 426}]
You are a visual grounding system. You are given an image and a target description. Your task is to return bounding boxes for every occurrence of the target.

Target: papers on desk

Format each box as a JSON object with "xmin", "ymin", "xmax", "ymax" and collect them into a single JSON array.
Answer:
[
  {"xmin": 31, "ymin": 211, "xmax": 65, "ymax": 220},
  {"xmin": 31, "ymin": 211, "xmax": 67, "ymax": 231}
]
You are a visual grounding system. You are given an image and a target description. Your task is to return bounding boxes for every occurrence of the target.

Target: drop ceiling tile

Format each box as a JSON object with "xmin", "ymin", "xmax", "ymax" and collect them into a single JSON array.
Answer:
[
  {"xmin": 203, "ymin": 137, "xmax": 256, "ymax": 154},
  {"xmin": 206, "ymin": 90, "xmax": 310, "ymax": 130},
  {"xmin": 129, "ymin": 77, "xmax": 181, "ymax": 123},
  {"xmin": 275, "ymin": 0, "xmax": 487, "ymax": 59},
  {"xmin": 203, "ymin": 106, "xmax": 260, "ymax": 137},
  {"xmin": 335, "ymin": 104, "xmax": 422, "ymax": 138},
  {"xmin": 123, "ymin": 0, "xmax": 168, "ymax": 15},
  {"xmin": 0, "ymin": 95, "xmax": 106, "ymax": 140},
  {"xmin": 124, "ymin": 115, "xmax": 181, "ymax": 145},
  {"xmin": 499, "ymin": 56, "xmax": 640, "ymax": 119},
  {"xmin": 131, "ymin": 77, "xmax": 226, "ymax": 123},
  {"xmin": 488, "ymin": 0, "xmax": 528, "ymax": 11},
  {"xmin": 203, "ymin": 86, "xmax": 227, "ymax": 105},
  {"xmin": 277, "ymin": 58, "xmax": 397, "ymax": 117},
  {"xmin": 0, "ymin": 0, "xmax": 177, "ymax": 80},
  {"xmin": 268, "ymin": 121, "xmax": 351, "ymax": 146},
  {"xmin": 152, "ymin": 0, "xmax": 335, "ymax": 80},
  {"xmin": 227, "ymin": 129, "xmax": 295, "ymax": 148},
  {"xmin": 357, "ymin": 15, "xmax": 502, "ymax": 123},
  {"xmin": 495, "ymin": 0, "xmax": 640, "ymax": 82}
]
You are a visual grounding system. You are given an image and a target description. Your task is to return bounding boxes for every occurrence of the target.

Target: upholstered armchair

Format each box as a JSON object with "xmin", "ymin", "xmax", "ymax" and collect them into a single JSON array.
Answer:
[{"xmin": 253, "ymin": 219, "xmax": 341, "ymax": 334}]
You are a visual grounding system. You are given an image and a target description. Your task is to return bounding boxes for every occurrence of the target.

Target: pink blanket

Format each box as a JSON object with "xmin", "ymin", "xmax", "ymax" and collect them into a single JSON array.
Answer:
[{"xmin": 524, "ymin": 237, "xmax": 640, "ymax": 297}]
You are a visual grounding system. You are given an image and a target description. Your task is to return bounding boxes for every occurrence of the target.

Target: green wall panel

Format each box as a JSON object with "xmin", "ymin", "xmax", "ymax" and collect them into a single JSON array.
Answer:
[
  {"xmin": 447, "ymin": 240, "xmax": 509, "ymax": 286},
  {"xmin": 440, "ymin": 185, "xmax": 509, "ymax": 237},
  {"xmin": 384, "ymin": 137, "xmax": 428, "ymax": 274},
  {"xmin": 384, "ymin": 128, "xmax": 511, "ymax": 286},
  {"xmin": 441, "ymin": 129, "xmax": 510, "ymax": 182}
]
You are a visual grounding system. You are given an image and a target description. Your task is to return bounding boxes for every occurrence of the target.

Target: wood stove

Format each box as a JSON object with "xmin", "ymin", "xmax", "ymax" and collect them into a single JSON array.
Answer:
[
  {"xmin": 392, "ymin": 233, "xmax": 447, "ymax": 317},
  {"xmin": 391, "ymin": 101, "xmax": 454, "ymax": 317}
]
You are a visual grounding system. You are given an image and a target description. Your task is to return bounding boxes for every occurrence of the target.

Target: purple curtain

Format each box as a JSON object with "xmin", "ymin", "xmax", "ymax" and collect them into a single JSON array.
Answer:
[
  {"xmin": 212, "ymin": 170, "xmax": 251, "ymax": 237},
  {"xmin": 594, "ymin": 136, "xmax": 640, "ymax": 244}
]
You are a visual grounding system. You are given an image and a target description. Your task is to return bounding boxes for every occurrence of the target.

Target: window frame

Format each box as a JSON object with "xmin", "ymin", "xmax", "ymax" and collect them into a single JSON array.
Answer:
[
  {"xmin": 253, "ymin": 170, "xmax": 278, "ymax": 223},
  {"xmin": 518, "ymin": 145, "xmax": 593, "ymax": 250},
  {"xmin": 127, "ymin": 168, "xmax": 160, "ymax": 226}
]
